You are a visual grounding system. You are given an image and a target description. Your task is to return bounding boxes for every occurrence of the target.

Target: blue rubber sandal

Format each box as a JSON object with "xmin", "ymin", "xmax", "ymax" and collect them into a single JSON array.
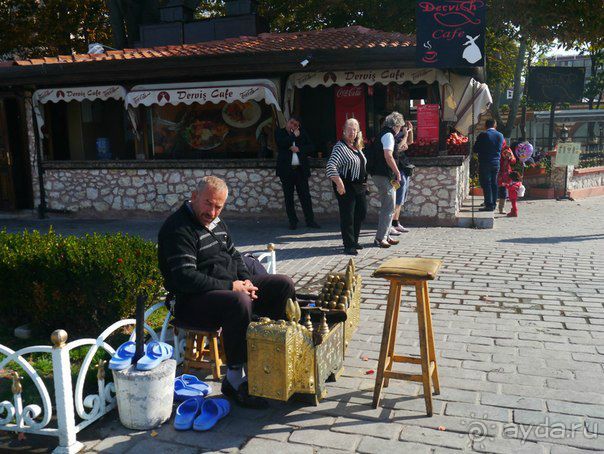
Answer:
[
  {"xmin": 174, "ymin": 378, "xmax": 206, "ymax": 401},
  {"xmin": 174, "ymin": 396, "xmax": 203, "ymax": 431},
  {"xmin": 192, "ymin": 398, "xmax": 230, "ymax": 431},
  {"xmin": 109, "ymin": 341, "xmax": 137, "ymax": 370},
  {"xmin": 179, "ymin": 374, "xmax": 212, "ymax": 396},
  {"xmin": 136, "ymin": 341, "xmax": 173, "ymax": 371}
]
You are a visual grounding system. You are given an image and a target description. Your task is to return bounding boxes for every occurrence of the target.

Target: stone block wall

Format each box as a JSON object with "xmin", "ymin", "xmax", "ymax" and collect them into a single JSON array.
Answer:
[{"xmin": 39, "ymin": 156, "xmax": 469, "ymax": 224}]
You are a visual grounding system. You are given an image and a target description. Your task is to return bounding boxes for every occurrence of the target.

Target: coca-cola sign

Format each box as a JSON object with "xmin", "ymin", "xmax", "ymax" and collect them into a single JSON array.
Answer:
[
  {"xmin": 416, "ymin": 0, "xmax": 486, "ymax": 68},
  {"xmin": 336, "ymin": 86, "xmax": 363, "ymax": 98}
]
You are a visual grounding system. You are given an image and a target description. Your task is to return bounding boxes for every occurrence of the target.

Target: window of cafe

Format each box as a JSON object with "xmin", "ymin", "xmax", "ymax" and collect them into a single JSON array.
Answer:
[
  {"xmin": 33, "ymin": 86, "xmax": 131, "ymax": 162},
  {"xmin": 42, "ymin": 100, "xmax": 134, "ymax": 161},
  {"xmin": 144, "ymin": 99, "xmax": 277, "ymax": 160},
  {"xmin": 297, "ymin": 80, "xmax": 440, "ymax": 154},
  {"xmin": 126, "ymin": 79, "xmax": 285, "ymax": 161}
]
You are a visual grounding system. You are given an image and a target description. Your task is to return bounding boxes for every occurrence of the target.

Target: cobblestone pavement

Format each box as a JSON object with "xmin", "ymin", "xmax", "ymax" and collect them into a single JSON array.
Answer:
[{"xmin": 1, "ymin": 197, "xmax": 604, "ymax": 453}]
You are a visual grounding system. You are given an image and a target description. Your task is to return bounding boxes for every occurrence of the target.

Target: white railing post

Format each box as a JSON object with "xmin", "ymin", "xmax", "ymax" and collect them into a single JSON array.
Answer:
[
  {"xmin": 267, "ymin": 243, "xmax": 277, "ymax": 274},
  {"xmin": 50, "ymin": 330, "xmax": 83, "ymax": 454}
]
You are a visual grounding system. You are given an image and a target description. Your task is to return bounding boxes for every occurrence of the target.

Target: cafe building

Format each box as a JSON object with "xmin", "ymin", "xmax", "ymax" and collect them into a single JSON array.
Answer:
[{"xmin": 0, "ymin": 3, "xmax": 491, "ymax": 224}]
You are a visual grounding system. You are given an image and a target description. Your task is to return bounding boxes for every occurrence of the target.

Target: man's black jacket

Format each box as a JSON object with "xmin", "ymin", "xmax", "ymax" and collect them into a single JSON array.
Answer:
[
  {"xmin": 275, "ymin": 127, "xmax": 315, "ymax": 179},
  {"xmin": 157, "ymin": 202, "xmax": 251, "ymax": 297}
]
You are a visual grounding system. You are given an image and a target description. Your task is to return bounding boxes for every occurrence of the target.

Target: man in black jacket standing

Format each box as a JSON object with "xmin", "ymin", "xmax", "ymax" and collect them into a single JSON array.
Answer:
[
  {"xmin": 158, "ymin": 176, "xmax": 295, "ymax": 408},
  {"xmin": 275, "ymin": 116, "xmax": 320, "ymax": 230}
]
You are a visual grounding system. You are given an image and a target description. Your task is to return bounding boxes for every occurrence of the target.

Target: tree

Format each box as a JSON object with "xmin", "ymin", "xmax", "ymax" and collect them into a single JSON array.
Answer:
[
  {"xmin": 487, "ymin": 0, "xmax": 604, "ymax": 138},
  {"xmin": 0, "ymin": 0, "xmax": 113, "ymax": 58}
]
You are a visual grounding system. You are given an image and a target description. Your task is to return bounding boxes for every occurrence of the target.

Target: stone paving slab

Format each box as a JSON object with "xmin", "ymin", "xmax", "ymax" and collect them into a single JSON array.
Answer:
[{"xmin": 1, "ymin": 197, "xmax": 603, "ymax": 453}]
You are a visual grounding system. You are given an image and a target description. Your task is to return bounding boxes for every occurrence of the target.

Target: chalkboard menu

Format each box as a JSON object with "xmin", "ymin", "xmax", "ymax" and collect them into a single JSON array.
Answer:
[
  {"xmin": 527, "ymin": 67, "xmax": 585, "ymax": 102},
  {"xmin": 416, "ymin": 1, "xmax": 486, "ymax": 68}
]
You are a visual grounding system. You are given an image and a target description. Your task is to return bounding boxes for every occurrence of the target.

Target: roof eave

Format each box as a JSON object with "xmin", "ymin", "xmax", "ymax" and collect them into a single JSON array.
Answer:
[{"xmin": 0, "ymin": 47, "xmax": 417, "ymax": 88}]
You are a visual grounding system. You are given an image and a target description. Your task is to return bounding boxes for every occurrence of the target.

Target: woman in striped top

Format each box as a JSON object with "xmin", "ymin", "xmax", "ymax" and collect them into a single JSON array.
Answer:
[{"xmin": 326, "ymin": 118, "xmax": 367, "ymax": 255}]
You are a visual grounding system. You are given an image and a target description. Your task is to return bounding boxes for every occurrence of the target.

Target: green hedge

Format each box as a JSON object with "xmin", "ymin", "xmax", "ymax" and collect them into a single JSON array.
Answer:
[{"xmin": 0, "ymin": 229, "xmax": 163, "ymax": 337}]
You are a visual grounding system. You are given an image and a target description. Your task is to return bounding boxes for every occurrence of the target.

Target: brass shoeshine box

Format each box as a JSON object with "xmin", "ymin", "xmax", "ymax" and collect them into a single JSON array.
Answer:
[{"xmin": 247, "ymin": 260, "xmax": 361, "ymax": 404}]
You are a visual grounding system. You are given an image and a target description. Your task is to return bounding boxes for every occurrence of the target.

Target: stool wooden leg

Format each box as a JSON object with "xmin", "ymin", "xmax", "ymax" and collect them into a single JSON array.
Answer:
[
  {"xmin": 415, "ymin": 282, "xmax": 433, "ymax": 416},
  {"xmin": 184, "ymin": 333, "xmax": 194, "ymax": 374},
  {"xmin": 209, "ymin": 335, "xmax": 221, "ymax": 380},
  {"xmin": 383, "ymin": 283, "xmax": 403, "ymax": 388},
  {"xmin": 423, "ymin": 281, "xmax": 440, "ymax": 395},
  {"xmin": 372, "ymin": 281, "xmax": 401, "ymax": 409}
]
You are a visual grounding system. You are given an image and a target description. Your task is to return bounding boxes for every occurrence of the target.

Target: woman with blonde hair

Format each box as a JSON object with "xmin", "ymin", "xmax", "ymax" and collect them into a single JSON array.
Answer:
[{"xmin": 326, "ymin": 118, "xmax": 368, "ymax": 255}]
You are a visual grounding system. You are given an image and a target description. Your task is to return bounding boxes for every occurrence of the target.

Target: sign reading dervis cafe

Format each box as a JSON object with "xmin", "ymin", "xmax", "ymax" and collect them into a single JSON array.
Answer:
[{"xmin": 416, "ymin": 0, "xmax": 487, "ymax": 68}]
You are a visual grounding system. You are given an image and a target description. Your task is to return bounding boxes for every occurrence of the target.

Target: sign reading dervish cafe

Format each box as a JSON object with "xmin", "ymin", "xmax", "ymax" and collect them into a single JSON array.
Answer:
[{"xmin": 416, "ymin": 0, "xmax": 487, "ymax": 68}]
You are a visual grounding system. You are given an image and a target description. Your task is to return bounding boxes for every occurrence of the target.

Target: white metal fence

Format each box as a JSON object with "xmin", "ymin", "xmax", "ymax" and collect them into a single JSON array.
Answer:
[{"xmin": 0, "ymin": 244, "xmax": 276, "ymax": 453}]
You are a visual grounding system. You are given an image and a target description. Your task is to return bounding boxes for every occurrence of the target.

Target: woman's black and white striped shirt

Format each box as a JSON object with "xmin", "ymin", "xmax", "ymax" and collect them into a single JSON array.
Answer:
[{"xmin": 326, "ymin": 141, "xmax": 367, "ymax": 181}]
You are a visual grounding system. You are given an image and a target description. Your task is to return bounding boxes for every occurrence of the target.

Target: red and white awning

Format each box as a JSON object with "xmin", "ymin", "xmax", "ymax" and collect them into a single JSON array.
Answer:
[
  {"xmin": 284, "ymin": 68, "xmax": 451, "ymax": 117},
  {"xmin": 125, "ymin": 79, "xmax": 281, "ymax": 110}
]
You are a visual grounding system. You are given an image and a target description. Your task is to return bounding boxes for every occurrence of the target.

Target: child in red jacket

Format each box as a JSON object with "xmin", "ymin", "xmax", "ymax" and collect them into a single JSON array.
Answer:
[
  {"xmin": 506, "ymin": 171, "xmax": 523, "ymax": 217},
  {"xmin": 497, "ymin": 144, "xmax": 516, "ymax": 213}
]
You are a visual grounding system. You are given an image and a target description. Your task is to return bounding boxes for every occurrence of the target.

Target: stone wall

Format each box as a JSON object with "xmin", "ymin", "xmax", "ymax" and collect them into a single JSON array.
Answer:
[
  {"xmin": 38, "ymin": 156, "xmax": 469, "ymax": 224},
  {"xmin": 569, "ymin": 166, "xmax": 604, "ymax": 190}
]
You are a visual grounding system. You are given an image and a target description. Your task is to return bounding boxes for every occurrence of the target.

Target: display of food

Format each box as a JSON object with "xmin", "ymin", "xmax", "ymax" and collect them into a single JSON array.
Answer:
[
  {"xmin": 222, "ymin": 100, "xmax": 261, "ymax": 128},
  {"xmin": 406, "ymin": 138, "xmax": 439, "ymax": 157},
  {"xmin": 183, "ymin": 120, "xmax": 229, "ymax": 150},
  {"xmin": 446, "ymin": 132, "xmax": 470, "ymax": 156}
]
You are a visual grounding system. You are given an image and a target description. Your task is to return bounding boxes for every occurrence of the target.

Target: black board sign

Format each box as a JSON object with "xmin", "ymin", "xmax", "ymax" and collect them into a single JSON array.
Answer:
[
  {"xmin": 416, "ymin": 0, "xmax": 486, "ymax": 68},
  {"xmin": 527, "ymin": 67, "xmax": 585, "ymax": 102}
]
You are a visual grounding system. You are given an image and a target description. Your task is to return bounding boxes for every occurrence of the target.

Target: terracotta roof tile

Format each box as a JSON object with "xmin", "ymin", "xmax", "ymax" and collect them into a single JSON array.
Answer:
[{"xmin": 13, "ymin": 26, "xmax": 414, "ymax": 67}]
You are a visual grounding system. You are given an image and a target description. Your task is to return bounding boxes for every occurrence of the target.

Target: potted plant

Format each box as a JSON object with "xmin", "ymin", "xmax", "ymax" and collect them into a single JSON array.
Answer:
[{"xmin": 469, "ymin": 175, "xmax": 483, "ymax": 196}]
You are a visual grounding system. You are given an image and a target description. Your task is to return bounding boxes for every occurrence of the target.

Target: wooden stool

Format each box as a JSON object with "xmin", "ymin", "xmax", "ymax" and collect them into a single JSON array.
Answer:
[
  {"xmin": 171, "ymin": 320, "xmax": 226, "ymax": 380},
  {"xmin": 371, "ymin": 257, "xmax": 443, "ymax": 416}
]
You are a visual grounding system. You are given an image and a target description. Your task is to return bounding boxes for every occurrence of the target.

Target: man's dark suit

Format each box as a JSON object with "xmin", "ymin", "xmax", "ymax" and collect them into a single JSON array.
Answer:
[
  {"xmin": 473, "ymin": 128, "xmax": 504, "ymax": 210},
  {"xmin": 275, "ymin": 128, "xmax": 316, "ymax": 227}
]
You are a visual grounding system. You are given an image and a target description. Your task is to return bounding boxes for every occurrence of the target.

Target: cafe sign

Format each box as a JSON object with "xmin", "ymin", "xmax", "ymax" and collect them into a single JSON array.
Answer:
[
  {"xmin": 416, "ymin": 0, "xmax": 486, "ymax": 68},
  {"xmin": 126, "ymin": 83, "xmax": 280, "ymax": 109},
  {"xmin": 33, "ymin": 85, "xmax": 126, "ymax": 104}
]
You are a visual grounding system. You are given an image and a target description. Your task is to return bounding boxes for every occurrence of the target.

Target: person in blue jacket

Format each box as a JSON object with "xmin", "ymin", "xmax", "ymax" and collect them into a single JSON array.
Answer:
[{"xmin": 473, "ymin": 119, "xmax": 504, "ymax": 211}]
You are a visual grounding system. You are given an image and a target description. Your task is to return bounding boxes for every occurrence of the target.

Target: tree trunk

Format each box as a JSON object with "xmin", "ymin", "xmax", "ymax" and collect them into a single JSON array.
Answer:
[
  {"xmin": 503, "ymin": 36, "xmax": 527, "ymax": 138},
  {"xmin": 490, "ymin": 83, "xmax": 504, "ymax": 127}
]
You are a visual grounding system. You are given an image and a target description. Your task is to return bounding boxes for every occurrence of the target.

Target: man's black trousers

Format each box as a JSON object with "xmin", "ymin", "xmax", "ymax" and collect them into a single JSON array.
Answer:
[
  {"xmin": 174, "ymin": 274, "xmax": 295, "ymax": 365},
  {"xmin": 279, "ymin": 168, "xmax": 315, "ymax": 225}
]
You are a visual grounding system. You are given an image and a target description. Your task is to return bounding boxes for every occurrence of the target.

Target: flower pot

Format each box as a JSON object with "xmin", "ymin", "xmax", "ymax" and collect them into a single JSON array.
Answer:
[
  {"xmin": 524, "ymin": 167, "xmax": 546, "ymax": 177},
  {"xmin": 113, "ymin": 359, "xmax": 176, "ymax": 430},
  {"xmin": 469, "ymin": 187, "xmax": 483, "ymax": 196},
  {"xmin": 528, "ymin": 187, "xmax": 555, "ymax": 199}
]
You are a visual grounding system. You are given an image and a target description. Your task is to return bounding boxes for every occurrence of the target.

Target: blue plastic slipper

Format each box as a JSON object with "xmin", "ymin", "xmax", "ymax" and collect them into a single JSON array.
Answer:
[
  {"xmin": 193, "ymin": 398, "xmax": 230, "ymax": 431},
  {"xmin": 174, "ymin": 379, "xmax": 206, "ymax": 401},
  {"xmin": 109, "ymin": 341, "xmax": 137, "ymax": 370},
  {"xmin": 136, "ymin": 341, "xmax": 174, "ymax": 371},
  {"xmin": 174, "ymin": 396, "xmax": 203, "ymax": 431},
  {"xmin": 179, "ymin": 374, "xmax": 212, "ymax": 396}
]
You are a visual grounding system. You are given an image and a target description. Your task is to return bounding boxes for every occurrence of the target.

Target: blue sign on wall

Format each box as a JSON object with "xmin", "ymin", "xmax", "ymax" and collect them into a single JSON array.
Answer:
[{"xmin": 416, "ymin": 1, "xmax": 487, "ymax": 68}]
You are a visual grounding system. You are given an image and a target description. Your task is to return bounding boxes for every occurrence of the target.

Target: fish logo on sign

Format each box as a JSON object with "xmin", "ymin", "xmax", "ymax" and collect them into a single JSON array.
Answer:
[{"xmin": 157, "ymin": 91, "xmax": 170, "ymax": 102}]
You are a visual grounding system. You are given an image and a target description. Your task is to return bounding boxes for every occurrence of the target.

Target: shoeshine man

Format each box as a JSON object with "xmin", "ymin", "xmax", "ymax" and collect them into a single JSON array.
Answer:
[{"xmin": 158, "ymin": 176, "xmax": 296, "ymax": 409}]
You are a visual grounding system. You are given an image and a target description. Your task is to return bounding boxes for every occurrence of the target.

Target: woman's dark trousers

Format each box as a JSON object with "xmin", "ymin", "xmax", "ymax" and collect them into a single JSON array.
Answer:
[{"xmin": 335, "ymin": 186, "xmax": 367, "ymax": 249}]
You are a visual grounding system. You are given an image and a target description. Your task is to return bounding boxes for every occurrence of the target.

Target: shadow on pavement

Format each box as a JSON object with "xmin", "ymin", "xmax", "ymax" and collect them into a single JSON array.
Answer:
[{"xmin": 498, "ymin": 233, "xmax": 604, "ymax": 245}]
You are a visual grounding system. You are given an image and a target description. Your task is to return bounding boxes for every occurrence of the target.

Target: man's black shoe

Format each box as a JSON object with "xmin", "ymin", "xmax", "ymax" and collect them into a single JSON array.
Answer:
[
  {"xmin": 289, "ymin": 222, "xmax": 298, "ymax": 230},
  {"xmin": 344, "ymin": 247, "xmax": 358, "ymax": 255},
  {"xmin": 221, "ymin": 379, "xmax": 269, "ymax": 409},
  {"xmin": 354, "ymin": 243, "xmax": 364, "ymax": 250},
  {"xmin": 478, "ymin": 206, "xmax": 493, "ymax": 212},
  {"xmin": 307, "ymin": 221, "xmax": 321, "ymax": 228}
]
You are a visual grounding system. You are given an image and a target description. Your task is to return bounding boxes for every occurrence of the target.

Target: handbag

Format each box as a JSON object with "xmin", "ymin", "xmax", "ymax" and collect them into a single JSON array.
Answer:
[{"xmin": 402, "ymin": 164, "xmax": 415, "ymax": 177}]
